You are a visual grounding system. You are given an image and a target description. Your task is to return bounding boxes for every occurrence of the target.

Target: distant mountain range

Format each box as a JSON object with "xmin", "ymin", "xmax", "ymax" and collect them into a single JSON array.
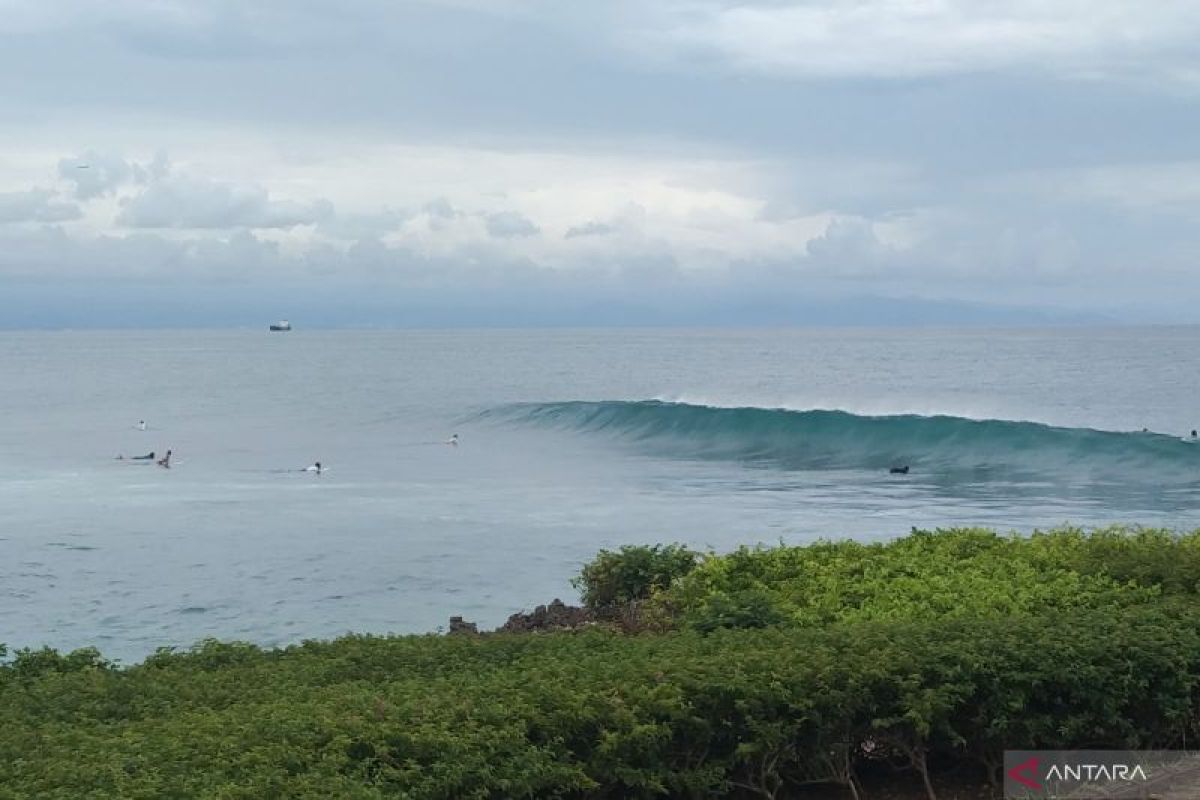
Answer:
[{"xmin": 0, "ymin": 282, "xmax": 1137, "ymax": 329}]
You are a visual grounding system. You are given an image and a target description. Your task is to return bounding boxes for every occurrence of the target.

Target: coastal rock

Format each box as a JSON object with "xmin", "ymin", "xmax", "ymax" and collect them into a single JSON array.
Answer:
[
  {"xmin": 498, "ymin": 599, "xmax": 594, "ymax": 633},
  {"xmin": 447, "ymin": 615, "xmax": 478, "ymax": 635}
]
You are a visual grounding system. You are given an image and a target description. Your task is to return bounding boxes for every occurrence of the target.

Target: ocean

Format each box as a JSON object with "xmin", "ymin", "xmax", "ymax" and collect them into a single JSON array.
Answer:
[{"xmin": 3, "ymin": 327, "xmax": 1200, "ymax": 662}]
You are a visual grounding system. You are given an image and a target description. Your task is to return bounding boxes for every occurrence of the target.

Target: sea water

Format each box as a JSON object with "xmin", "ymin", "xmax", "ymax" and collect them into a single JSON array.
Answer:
[{"xmin": 3, "ymin": 327, "xmax": 1200, "ymax": 661}]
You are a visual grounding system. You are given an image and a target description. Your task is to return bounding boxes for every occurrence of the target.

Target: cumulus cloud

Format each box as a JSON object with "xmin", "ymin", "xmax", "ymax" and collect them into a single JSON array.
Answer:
[
  {"xmin": 0, "ymin": 188, "xmax": 82, "ymax": 223},
  {"xmin": 423, "ymin": 197, "xmax": 458, "ymax": 218},
  {"xmin": 56, "ymin": 149, "xmax": 171, "ymax": 202},
  {"xmin": 485, "ymin": 210, "xmax": 539, "ymax": 238},
  {"xmin": 5, "ymin": 136, "xmax": 1192, "ymax": 319},
  {"xmin": 316, "ymin": 209, "xmax": 409, "ymax": 241},
  {"xmin": 0, "ymin": 2, "xmax": 1197, "ymax": 323},
  {"xmin": 117, "ymin": 174, "xmax": 333, "ymax": 229},
  {"xmin": 805, "ymin": 217, "xmax": 888, "ymax": 262},
  {"xmin": 57, "ymin": 151, "xmax": 135, "ymax": 200}
]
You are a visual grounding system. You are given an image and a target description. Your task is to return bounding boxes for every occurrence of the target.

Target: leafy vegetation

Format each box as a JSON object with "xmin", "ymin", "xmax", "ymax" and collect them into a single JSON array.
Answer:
[
  {"xmin": 664, "ymin": 526, "xmax": 1183, "ymax": 630},
  {"xmin": 4, "ymin": 526, "xmax": 1200, "ymax": 798},
  {"xmin": 572, "ymin": 543, "xmax": 699, "ymax": 611}
]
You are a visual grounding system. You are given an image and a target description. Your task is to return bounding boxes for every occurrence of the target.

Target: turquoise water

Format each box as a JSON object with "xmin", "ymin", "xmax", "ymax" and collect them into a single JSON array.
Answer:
[
  {"xmin": 490, "ymin": 400, "xmax": 1200, "ymax": 479},
  {"xmin": 2, "ymin": 327, "xmax": 1200, "ymax": 660}
]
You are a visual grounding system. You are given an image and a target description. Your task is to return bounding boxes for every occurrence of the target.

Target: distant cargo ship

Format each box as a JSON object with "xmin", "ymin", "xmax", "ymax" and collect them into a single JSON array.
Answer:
[{"xmin": 269, "ymin": 320, "xmax": 292, "ymax": 331}]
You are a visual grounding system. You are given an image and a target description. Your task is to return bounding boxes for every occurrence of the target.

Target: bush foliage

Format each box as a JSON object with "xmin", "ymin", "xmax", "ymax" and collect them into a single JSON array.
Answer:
[
  {"xmin": 4, "ymin": 526, "xmax": 1200, "ymax": 799},
  {"xmin": 572, "ymin": 543, "xmax": 699, "ymax": 611},
  {"xmin": 664, "ymin": 525, "xmax": 1191, "ymax": 630}
]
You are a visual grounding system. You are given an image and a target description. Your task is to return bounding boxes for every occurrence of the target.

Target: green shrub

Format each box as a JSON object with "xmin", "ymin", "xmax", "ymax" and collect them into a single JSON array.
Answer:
[
  {"xmin": 5, "ymin": 526, "xmax": 1200, "ymax": 798},
  {"xmin": 661, "ymin": 526, "xmax": 1172, "ymax": 629},
  {"xmin": 4, "ymin": 607, "xmax": 1199, "ymax": 798},
  {"xmin": 572, "ymin": 543, "xmax": 699, "ymax": 611},
  {"xmin": 688, "ymin": 588, "xmax": 787, "ymax": 633},
  {"xmin": 4, "ymin": 646, "xmax": 113, "ymax": 678}
]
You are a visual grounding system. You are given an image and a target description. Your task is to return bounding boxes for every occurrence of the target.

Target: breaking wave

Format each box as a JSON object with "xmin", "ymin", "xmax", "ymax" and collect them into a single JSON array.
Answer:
[{"xmin": 481, "ymin": 400, "xmax": 1200, "ymax": 479}]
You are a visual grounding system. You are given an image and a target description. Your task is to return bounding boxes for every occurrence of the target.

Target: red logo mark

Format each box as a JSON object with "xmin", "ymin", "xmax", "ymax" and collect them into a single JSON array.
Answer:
[{"xmin": 1008, "ymin": 756, "xmax": 1042, "ymax": 790}]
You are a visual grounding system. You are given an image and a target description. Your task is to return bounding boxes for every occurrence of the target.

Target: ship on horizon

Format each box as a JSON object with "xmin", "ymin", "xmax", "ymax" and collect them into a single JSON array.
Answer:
[{"xmin": 269, "ymin": 320, "xmax": 292, "ymax": 331}]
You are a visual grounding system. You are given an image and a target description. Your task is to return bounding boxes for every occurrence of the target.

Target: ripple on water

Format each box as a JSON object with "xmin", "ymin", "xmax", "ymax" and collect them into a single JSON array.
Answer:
[{"xmin": 178, "ymin": 606, "xmax": 208, "ymax": 615}]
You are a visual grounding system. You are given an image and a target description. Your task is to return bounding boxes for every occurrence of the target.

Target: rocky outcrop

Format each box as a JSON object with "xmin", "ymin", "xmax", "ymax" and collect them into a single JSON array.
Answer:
[
  {"xmin": 449, "ymin": 599, "xmax": 667, "ymax": 636},
  {"xmin": 497, "ymin": 599, "xmax": 595, "ymax": 633}
]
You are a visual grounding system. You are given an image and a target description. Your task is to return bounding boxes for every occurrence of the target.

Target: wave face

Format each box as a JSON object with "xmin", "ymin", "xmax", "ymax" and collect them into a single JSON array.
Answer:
[{"xmin": 484, "ymin": 400, "xmax": 1200, "ymax": 479}]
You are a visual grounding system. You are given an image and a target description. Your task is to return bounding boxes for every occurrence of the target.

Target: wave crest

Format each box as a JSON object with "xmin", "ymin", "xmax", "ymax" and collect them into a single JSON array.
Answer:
[{"xmin": 481, "ymin": 400, "xmax": 1198, "ymax": 477}]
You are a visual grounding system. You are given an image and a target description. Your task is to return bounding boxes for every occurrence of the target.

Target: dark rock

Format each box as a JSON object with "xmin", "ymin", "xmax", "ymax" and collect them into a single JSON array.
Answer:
[
  {"xmin": 447, "ymin": 615, "xmax": 478, "ymax": 635},
  {"xmin": 498, "ymin": 599, "xmax": 594, "ymax": 633}
]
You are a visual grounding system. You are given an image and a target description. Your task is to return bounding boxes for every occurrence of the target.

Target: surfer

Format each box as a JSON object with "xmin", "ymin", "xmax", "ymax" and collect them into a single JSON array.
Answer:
[
  {"xmin": 157, "ymin": 449, "xmax": 172, "ymax": 469},
  {"xmin": 138, "ymin": 420, "xmax": 146, "ymax": 431},
  {"xmin": 889, "ymin": 465, "xmax": 909, "ymax": 474},
  {"xmin": 115, "ymin": 451, "xmax": 154, "ymax": 461},
  {"xmin": 304, "ymin": 461, "xmax": 323, "ymax": 474},
  {"xmin": 445, "ymin": 434, "xmax": 459, "ymax": 446}
]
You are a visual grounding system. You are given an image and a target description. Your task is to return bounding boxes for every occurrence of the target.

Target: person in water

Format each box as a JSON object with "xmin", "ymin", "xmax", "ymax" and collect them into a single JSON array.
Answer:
[
  {"xmin": 138, "ymin": 420, "xmax": 146, "ymax": 431},
  {"xmin": 889, "ymin": 465, "xmax": 909, "ymax": 474},
  {"xmin": 157, "ymin": 449, "xmax": 172, "ymax": 469},
  {"xmin": 115, "ymin": 451, "xmax": 155, "ymax": 461},
  {"xmin": 304, "ymin": 461, "xmax": 323, "ymax": 474},
  {"xmin": 445, "ymin": 434, "xmax": 459, "ymax": 446},
  {"xmin": 1192, "ymin": 430, "xmax": 1198, "ymax": 439}
]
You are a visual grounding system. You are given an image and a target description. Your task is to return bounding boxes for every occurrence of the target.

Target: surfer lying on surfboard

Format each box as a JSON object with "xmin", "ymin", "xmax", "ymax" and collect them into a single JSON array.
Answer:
[{"xmin": 116, "ymin": 451, "xmax": 155, "ymax": 460}]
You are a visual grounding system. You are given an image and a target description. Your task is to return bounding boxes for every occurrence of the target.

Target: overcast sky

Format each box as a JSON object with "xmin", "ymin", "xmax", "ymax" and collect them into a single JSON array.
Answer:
[{"xmin": 2, "ymin": 0, "xmax": 1199, "ymax": 327}]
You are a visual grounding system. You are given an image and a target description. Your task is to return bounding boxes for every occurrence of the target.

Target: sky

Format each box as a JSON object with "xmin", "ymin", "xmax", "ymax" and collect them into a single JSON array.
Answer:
[{"xmin": 1, "ymin": 0, "xmax": 1199, "ymax": 327}]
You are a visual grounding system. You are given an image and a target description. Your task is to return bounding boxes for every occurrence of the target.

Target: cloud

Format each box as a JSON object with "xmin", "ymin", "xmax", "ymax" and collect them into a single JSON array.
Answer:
[
  {"xmin": 564, "ymin": 220, "xmax": 617, "ymax": 239},
  {"xmin": 21, "ymin": 1, "xmax": 1198, "ymax": 85},
  {"xmin": 5, "ymin": 137, "xmax": 1194, "ymax": 319},
  {"xmin": 635, "ymin": 0, "xmax": 1200, "ymax": 82},
  {"xmin": 485, "ymin": 210, "xmax": 540, "ymax": 238},
  {"xmin": 316, "ymin": 209, "xmax": 409, "ymax": 241},
  {"xmin": 423, "ymin": 197, "xmax": 461, "ymax": 220},
  {"xmin": 0, "ymin": 188, "xmax": 82, "ymax": 223},
  {"xmin": 0, "ymin": 2, "xmax": 1198, "ymax": 323},
  {"xmin": 55, "ymin": 149, "xmax": 171, "ymax": 202},
  {"xmin": 1002, "ymin": 161, "xmax": 1200, "ymax": 218},
  {"xmin": 57, "ymin": 151, "xmax": 136, "ymax": 200},
  {"xmin": 805, "ymin": 216, "xmax": 889, "ymax": 265},
  {"xmin": 0, "ymin": 223, "xmax": 296, "ymax": 282},
  {"xmin": 117, "ymin": 174, "xmax": 333, "ymax": 229}
]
